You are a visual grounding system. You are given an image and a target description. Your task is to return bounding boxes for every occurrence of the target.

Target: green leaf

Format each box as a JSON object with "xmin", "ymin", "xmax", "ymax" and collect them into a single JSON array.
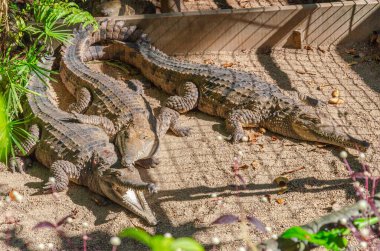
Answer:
[
  {"xmin": 150, "ymin": 235, "xmax": 173, "ymax": 251},
  {"xmin": 118, "ymin": 228, "xmax": 152, "ymax": 247},
  {"xmin": 314, "ymin": 228, "xmax": 349, "ymax": 251},
  {"xmin": 353, "ymin": 217, "xmax": 378, "ymax": 229},
  {"xmin": 281, "ymin": 226, "xmax": 349, "ymax": 251},
  {"xmin": 281, "ymin": 226, "xmax": 313, "ymax": 242},
  {"xmin": 117, "ymin": 228, "xmax": 204, "ymax": 251},
  {"xmin": 171, "ymin": 237, "xmax": 205, "ymax": 251}
]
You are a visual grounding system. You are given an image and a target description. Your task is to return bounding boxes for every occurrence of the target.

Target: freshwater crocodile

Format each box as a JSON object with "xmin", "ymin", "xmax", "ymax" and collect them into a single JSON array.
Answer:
[
  {"xmin": 60, "ymin": 24, "xmax": 159, "ymax": 169},
  {"xmin": 13, "ymin": 57, "xmax": 157, "ymax": 225},
  {"xmin": 65, "ymin": 21, "xmax": 370, "ymax": 151}
]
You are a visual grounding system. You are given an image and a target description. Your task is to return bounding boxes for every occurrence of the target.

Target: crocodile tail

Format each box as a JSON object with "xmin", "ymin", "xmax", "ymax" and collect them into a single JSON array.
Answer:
[{"xmin": 91, "ymin": 19, "xmax": 149, "ymax": 44}]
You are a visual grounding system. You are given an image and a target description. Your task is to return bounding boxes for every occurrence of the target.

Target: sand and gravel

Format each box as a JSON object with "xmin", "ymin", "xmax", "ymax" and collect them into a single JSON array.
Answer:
[
  {"xmin": 177, "ymin": 0, "xmax": 351, "ymax": 10},
  {"xmin": 0, "ymin": 42, "xmax": 379, "ymax": 250}
]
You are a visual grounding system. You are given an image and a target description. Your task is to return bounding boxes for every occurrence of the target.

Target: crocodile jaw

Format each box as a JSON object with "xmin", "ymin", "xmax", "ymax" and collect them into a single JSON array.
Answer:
[
  {"xmin": 99, "ymin": 180, "xmax": 157, "ymax": 225},
  {"xmin": 293, "ymin": 121, "xmax": 370, "ymax": 152}
]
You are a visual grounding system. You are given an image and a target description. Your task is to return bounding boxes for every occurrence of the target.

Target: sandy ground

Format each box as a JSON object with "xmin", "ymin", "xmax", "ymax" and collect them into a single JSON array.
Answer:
[
  {"xmin": 178, "ymin": 0, "xmax": 353, "ymax": 10},
  {"xmin": 0, "ymin": 43, "xmax": 379, "ymax": 251},
  {"xmin": 87, "ymin": 0, "xmax": 353, "ymax": 15}
]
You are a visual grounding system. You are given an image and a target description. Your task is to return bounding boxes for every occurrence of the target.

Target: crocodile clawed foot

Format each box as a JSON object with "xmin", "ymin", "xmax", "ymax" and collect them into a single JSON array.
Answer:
[
  {"xmin": 231, "ymin": 131, "xmax": 246, "ymax": 143},
  {"xmin": 120, "ymin": 158, "xmax": 137, "ymax": 172},
  {"xmin": 172, "ymin": 126, "xmax": 191, "ymax": 137},
  {"xmin": 43, "ymin": 181, "xmax": 55, "ymax": 193},
  {"xmin": 9, "ymin": 157, "xmax": 32, "ymax": 174},
  {"xmin": 43, "ymin": 181, "xmax": 57, "ymax": 193},
  {"xmin": 43, "ymin": 180, "xmax": 67, "ymax": 193},
  {"xmin": 136, "ymin": 157, "xmax": 160, "ymax": 169},
  {"xmin": 304, "ymin": 96, "xmax": 326, "ymax": 107},
  {"xmin": 147, "ymin": 183, "xmax": 158, "ymax": 194}
]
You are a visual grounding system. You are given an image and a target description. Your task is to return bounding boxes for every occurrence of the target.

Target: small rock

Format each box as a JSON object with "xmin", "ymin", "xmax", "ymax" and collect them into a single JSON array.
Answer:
[
  {"xmin": 328, "ymin": 97, "xmax": 344, "ymax": 105},
  {"xmin": 260, "ymin": 196, "xmax": 269, "ymax": 203},
  {"xmin": 331, "ymin": 89, "xmax": 340, "ymax": 98},
  {"xmin": 251, "ymin": 160, "xmax": 259, "ymax": 170},
  {"xmin": 275, "ymin": 198, "xmax": 285, "ymax": 204},
  {"xmin": 211, "ymin": 237, "xmax": 220, "ymax": 245},
  {"xmin": 222, "ymin": 62, "xmax": 233, "ymax": 68},
  {"xmin": 110, "ymin": 237, "xmax": 121, "ymax": 246}
]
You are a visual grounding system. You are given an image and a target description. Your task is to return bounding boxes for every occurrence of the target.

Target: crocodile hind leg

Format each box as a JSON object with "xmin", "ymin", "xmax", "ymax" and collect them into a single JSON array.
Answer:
[
  {"xmin": 226, "ymin": 109, "xmax": 262, "ymax": 143},
  {"xmin": 157, "ymin": 82, "xmax": 198, "ymax": 137},
  {"xmin": 44, "ymin": 160, "xmax": 80, "ymax": 192},
  {"xmin": 156, "ymin": 107, "xmax": 191, "ymax": 138},
  {"xmin": 68, "ymin": 87, "xmax": 91, "ymax": 113},
  {"xmin": 9, "ymin": 124, "xmax": 40, "ymax": 173}
]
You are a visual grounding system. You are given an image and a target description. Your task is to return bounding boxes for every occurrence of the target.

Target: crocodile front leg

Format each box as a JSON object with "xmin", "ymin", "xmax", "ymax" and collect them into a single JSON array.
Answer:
[
  {"xmin": 135, "ymin": 157, "xmax": 160, "ymax": 169},
  {"xmin": 290, "ymin": 91, "xmax": 325, "ymax": 107},
  {"xmin": 157, "ymin": 82, "xmax": 198, "ymax": 137},
  {"xmin": 44, "ymin": 160, "xmax": 80, "ymax": 192},
  {"xmin": 70, "ymin": 112, "xmax": 116, "ymax": 137},
  {"xmin": 10, "ymin": 124, "xmax": 40, "ymax": 173},
  {"xmin": 68, "ymin": 87, "xmax": 91, "ymax": 113},
  {"xmin": 226, "ymin": 109, "xmax": 262, "ymax": 143}
]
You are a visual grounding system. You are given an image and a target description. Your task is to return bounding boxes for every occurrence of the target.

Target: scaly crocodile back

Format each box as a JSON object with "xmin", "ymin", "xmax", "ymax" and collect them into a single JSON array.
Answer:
[
  {"xmin": 72, "ymin": 22, "xmax": 300, "ymax": 120},
  {"xmin": 60, "ymin": 21, "xmax": 153, "ymax": 131},
  {"xmin": 27, "ymin": 57, "xmax": 116, "ymax": 174}
]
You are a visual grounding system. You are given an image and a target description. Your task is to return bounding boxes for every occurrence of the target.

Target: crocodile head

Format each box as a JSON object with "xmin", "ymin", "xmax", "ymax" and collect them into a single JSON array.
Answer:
[
  {"xmin": 91, "ymin": 150, "xmax": 157, "ymax": 225},
  {"xmin": 115, "ymin": 122, "xmax": 159, "ymax": 168},
  {"xmin": 291, "ymin": 112, "xmax": 370, "ymax": 152},
  {"xmin": 97, "ymin": 167, "xmax": 157, "ymax": 225}
]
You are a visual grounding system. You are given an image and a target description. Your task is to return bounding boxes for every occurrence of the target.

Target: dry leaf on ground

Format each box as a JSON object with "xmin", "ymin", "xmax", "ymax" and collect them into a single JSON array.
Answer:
[
  {"xmin": 346, "ymin": 48, "xmax": 356, "ymax": 55},
  {"xmin": 331, "ymin": 89, "xmax": 340, "ymax": 97},
  {"xmin": 304, "ymin": 45, "xmax": 313, "ymax": 50},
  {"xmin": 275, "ymin": 198, "xmax": 285, "ymax": 204},
  {"xmin": 274, "ymin": 176, "xmax": 289, "ymax": 187},
  {"xmin": 317, "ymin": 46, "xmax": 326, "ymax": 53},
  {"xmin": 251, "ymin": 160, "xmax": 259, "ymax": 170},
  {"xmin": 222, "ymin": 62, "xmax": 233, "ymax": 68},
  {"xmin": 328, "ymin": 97, "xmax": 344, "ymax": 105}
]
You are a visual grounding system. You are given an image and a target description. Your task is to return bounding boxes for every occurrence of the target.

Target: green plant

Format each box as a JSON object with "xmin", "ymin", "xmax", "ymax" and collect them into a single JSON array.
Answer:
[
  {"xmin": 281, "ymin": 226, "xmax": 349, "ymax": 251},
  {"xmin": 118, "ymin": 227, "xmax": 205, "ymax": 251},
  {"xmin": 0, "ymin": 0, "xmax": 97, "ymax": 163},
  {"xmin": 30, "ymin": 0, "xmax": 98, "ymax": 49},
  {"xmin": 0, "ymin": 0, "xmax": 9, "ymax": 32},
  {"xmin": 280, "ymin": 216, "xmax": 379, "ymax": 251}
]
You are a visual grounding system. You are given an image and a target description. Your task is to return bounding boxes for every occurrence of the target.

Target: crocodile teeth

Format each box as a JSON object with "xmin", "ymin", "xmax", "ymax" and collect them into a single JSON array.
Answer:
[{"xmin": 123, "ymin": 189, "xmax": 142, "ymax": 210}]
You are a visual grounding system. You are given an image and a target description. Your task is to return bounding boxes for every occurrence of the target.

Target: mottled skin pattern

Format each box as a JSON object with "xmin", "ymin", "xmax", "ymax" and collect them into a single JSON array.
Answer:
[
  {"xmin": 60, "ymin": 22, "xmax": 159, "ymax": 169},
  {"xmin": 15, "ymin": 57, "xmax": 157, "ymax": 225},
  {"xmin": 84, "ymin": 20, "xmax": 369, "ymax": 151}
]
